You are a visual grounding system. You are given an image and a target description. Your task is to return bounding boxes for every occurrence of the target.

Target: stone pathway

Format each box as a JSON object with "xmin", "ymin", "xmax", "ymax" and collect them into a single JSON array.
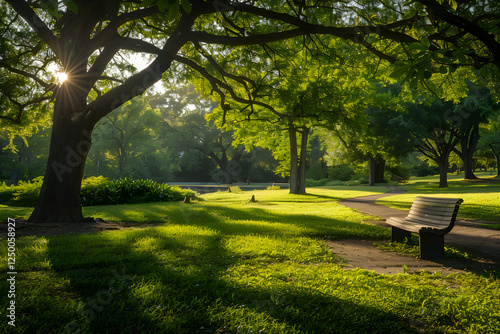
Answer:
[{"xmin": 328, "ymin": 186, "xmax": 500, "ymax": 275}]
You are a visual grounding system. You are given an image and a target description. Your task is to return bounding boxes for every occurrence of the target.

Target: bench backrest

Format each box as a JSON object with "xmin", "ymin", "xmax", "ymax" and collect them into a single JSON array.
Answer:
[{"xmin": 407, "ymin": 196, "xmax": 463, "ymax": 229}]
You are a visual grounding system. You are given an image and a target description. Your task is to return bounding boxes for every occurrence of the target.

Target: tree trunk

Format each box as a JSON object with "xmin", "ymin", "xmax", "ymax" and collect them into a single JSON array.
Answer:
[
  {"xmin": 460, "ymin": 125, "xmax": 480, "ymax": 180},
  {"xmin": 289, "ymin": 125, "xmax": 300, "ymax": 194},
  {"xmin": 368, "ymin": 156, "xmax": 385, "ymax": 186},
  {"xmin": 438, "ymin": 158, "xmax": 449, "ymax": 188},
  {"xmin": 298, "ymin": 127, "xmax": 309, "ymax": 195},
  {"xmin": 28, "ymin": 122, "xmax": 93, "ymax": 223},
  {"xmin": 28, "ymin": 97, "xmax": 93, "ymax": 223},
  {"xmin": 490, "ymin": 143, "xmax": 500, "ymax": 177}
]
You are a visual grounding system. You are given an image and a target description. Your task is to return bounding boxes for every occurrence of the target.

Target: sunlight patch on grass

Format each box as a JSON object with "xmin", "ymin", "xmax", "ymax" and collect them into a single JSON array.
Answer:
[{"xmin": 0, "ymin": 205, "xmax": 32, "ymax": 220}]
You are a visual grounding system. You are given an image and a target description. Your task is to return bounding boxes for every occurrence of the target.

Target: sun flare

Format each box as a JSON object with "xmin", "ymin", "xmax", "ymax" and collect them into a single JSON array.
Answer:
[{"xmin": 55, "ymin": 72, "xmax": 68, "ymax": 84}]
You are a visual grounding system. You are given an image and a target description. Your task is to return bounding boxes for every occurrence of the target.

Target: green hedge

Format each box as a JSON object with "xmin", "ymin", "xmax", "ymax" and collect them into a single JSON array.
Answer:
[{"xmin": 0, "ymin": 176, "xmax": 197, "ymax": 207}]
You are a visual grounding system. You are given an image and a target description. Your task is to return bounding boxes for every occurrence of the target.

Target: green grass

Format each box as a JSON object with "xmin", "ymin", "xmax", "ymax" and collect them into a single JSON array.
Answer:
[
  {"xmin": 377, "ymin": 173, "xmax": 500, "ymax": 222},
  {"xmin": 376, "ymin": 235, "xmax": 473, "ymax": 261},
  {"xmin": 1, "ymin": 187, "xmax": 499, "ymax": 333}
]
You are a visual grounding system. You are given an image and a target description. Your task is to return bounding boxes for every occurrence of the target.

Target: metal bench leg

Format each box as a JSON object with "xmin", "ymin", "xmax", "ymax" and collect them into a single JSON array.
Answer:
[
  {"xmin": 391, "ymin": 227, "xmax": 412, "ymax": 243},
  {"xmin": 419, "ymin": 232, "xmax": 444, "ymax": 260}
]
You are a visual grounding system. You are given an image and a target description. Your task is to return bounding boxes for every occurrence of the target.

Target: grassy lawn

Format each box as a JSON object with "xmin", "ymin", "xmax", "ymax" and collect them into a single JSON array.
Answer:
[
  {"xmin": 376, "ymin": 173, "xmax": 500, "ymax": 223},
  {"xmin": 1, "ymin": 186, "xmax": 499, "ymax": 333}
]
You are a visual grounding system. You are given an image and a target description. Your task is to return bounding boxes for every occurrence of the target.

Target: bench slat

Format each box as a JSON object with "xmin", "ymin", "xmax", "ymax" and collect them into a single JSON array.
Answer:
[
  {"xmin": 409, "ymin": 204, "xmax": 457, "ymax": 214},
  {"xmin": 413, "ymin": 196, "xmax": 463, "ymax": 205},
  {"xmin": 406, "ymin": 212, "xmax": 456, "ymax": 223}
]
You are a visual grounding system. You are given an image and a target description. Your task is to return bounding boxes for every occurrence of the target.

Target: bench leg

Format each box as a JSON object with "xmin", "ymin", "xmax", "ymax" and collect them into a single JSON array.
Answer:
[
  {"xmin": 391, "ymin": 227, "xmax": 412, "ymax": 243},
  {"xmin": 419, "ymin": 232, "xmax": 444, "ymax": 260}
]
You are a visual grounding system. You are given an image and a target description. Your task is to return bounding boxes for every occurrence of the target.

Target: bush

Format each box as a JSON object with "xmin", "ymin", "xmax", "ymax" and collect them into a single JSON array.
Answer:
[
  {"xmin": 324, "ymin": 180, "xmax": 344, "ymax": 186},
  {"xmin": 305, "ymin": 178, "xmax": 329, "ymax": 187},
  {"xmin": 228, "ymin": 186, "xmax": 242, "ymax": 193},
  {"xmin": 0, "ymin": 182, "xmax": 16, "ymax": 205},
  {"xmin": 0, "ymin": 176, "xmax": 197, "ymax": 207},
  {"xmin": 7, "ymin": 176, "xmax": 43, "ymax": 207},
  {"xmin": 81, "ymin": 177, "xmax": 197, "ymax": 206},
  {"xmin": 266, "ymin": 185, "xmax": 281, "ymax": 190},
  {"xmin": 307, "ymin": 161, "xmax": 327, "ymax": 180},
  {"xmin": 386, "ymin": 165, "xmax": 411, "ymax": 183},
  {"xmin": 328, "ymin": 165, "xmax": 355, "ymax": 181}
]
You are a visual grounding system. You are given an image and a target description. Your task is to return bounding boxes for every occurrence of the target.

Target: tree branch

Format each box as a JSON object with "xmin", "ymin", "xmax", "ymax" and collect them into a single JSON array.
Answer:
[
  {"xmin": 418, "ymin": 0, "xmax": 500, "ymax": 65},
  {"xmin": 0, "ymin": 62, "xmax": 53, "ymax": 90},
  {"xmin": 174, "ymin": 55, "xmax": 287, "ymax": 120},
  {"xmin": 4, "ymin": 0, "xmax": 61, "ymax": 59}
]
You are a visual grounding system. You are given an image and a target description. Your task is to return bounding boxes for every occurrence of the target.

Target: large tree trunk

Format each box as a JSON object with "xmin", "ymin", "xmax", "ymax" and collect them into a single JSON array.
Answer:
[
  {"xmin": 368, "ymin": 156, "xmax": 385, "ymax": 186},
  {"xmin": 289, "ymin": 125, "xmax": 300, "ymax": 194},
  {"xmin": 28, "ymin": 111, "xmax": 93, "ymax": 223},
  {"xmin": 460, "ymin": 125, "xmax": 480, "ymax": 180},
  {"xmin": 28, "ymin": 80, "xmax": 94, "ymax": 223},
  {"xmin": 298, "ymin": 127, "xmax": 309, "ymax": 194},
  {"xmin": 438, "ymin": 158, "xmax": 449, "ymax": 188}
]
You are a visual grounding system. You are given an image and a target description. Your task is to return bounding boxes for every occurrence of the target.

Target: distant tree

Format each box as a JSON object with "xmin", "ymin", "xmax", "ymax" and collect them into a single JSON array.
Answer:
[
  {"xmin": 478, "ymin": 111, "xmax": 500, "ymax": 177},
  {"xmin": 396, "ymin": 99, "xmax": 461, "ymax": 188},
  {"xmin": 451, "ymin": 82, "xmax": 499, "ymax": 179},
  {"xmin": 90, "ymin": 97, "xmax": 161, "ymax": 178},
  {"xmin": 0, "ymin": 127, "xmax": 50, "ymax": 182}
]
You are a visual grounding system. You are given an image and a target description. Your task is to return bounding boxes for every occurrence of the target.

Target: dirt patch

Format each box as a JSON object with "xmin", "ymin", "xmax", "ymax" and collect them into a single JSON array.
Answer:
[{"xmin": 326, "ymin": 239, "xmax": 499, "ymax": 276}]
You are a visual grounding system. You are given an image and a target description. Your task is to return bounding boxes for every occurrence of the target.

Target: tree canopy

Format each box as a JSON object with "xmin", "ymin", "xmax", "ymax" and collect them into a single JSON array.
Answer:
[{"xmin": 2, "ymin": 0, "xmax": 500, "ymax": 222}]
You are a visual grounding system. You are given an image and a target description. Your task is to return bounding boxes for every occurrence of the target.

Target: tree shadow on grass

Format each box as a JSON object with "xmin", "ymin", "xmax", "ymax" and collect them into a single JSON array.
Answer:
[{"xmin": 38, "ymin": 226, "xmax": 418, "ymax": 334}]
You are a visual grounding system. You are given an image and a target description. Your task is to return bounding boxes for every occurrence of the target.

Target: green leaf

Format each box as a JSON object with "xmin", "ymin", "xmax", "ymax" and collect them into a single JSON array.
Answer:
[
  {"xmin": 409, "ymin": 78, "xmax": 418, "ymax": 89},
  {"xmin": 389, "ymin": 65, "xmax": 409, "ymax": 79},
  {"xmin": 40, "ymin": 0, "xmax": 59, "ymax": 17},
  {"xmin": 62, "ymin": 0, "xmax": 78, "ymax": 14},
  {"xmin": 424, "ymin": 70, "xmax": 432, "ymax": 80},
  {"xmin": 157, "ymin": 0, "xmax": 168, "ymax": 12},
  {"xmin": 403, "ymin": 9, "xmax": 416, "ymax": 20},
  {"xmin": 142, "ymin": 0, "xmax": 157, "ymax": 6},
  {"xmin": 168, "ymin": 1, "xmax": 180, "ymax": 20},
  {"xmin": 421, "ymin": 37, "xmax": 430, "ymax": 49},
  {"xmin": 439, "ymin": 66, "xmax": 448, "ymax": 74},
  {"xmin": 181, "ymin": 0, "xmax": 192, "ymax": 13},
  {"xmin": 409, "ymin": 42, "xmax": 427, "ymax": 51},
  {"xmin": 451, "ymin": 0, "xmax": 458, "ymax": 11}
]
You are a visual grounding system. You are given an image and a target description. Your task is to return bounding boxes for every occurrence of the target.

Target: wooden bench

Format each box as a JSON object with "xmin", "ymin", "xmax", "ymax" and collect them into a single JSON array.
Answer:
[{"xmin": 386, "ymin": 196, "xmax": 463, "ymax": 259}]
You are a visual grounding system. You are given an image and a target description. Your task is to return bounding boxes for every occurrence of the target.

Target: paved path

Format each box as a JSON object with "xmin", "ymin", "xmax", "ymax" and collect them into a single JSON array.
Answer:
[{"xmin": 338, "ymin": 186, "xmax": 500, "ymax": 264}]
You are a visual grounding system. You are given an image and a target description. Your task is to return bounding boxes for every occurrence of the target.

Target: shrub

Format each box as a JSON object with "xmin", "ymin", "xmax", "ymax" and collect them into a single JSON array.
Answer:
[
  {"xmin": 0, "ymin": 182, "xmax": 16, "ymax": 205},
  {"xmin": 10, "ymin": 176, "xmax": 44, "ymax": 207},
  {"xmin": 81, "ymin": 177, "xmax": 197, "ymax": 206},
  {"xmin": 0, "ymin": 176, "xmax": 197, "ymax": 207},
  {"xmin": 305, "ymin": 178, "xmax": 329, "ymax": 187},
  {"xmin": 386, "ymin": 165, "xmax": 411, "ymax": 183},
  {"xmin": 324, "ymin": 180, "xmax": 344, "ymax": 186},
  {"xmin": 307, "ymin": 161, "xmax": 327, "ymax": 180},
  {"xmin": 328, "ymin": 165, "xmax": 355, "ymax": 181},
  {"xmin": 266, "ymin": 185, "xmax": 281, "ymax": 190},
  {"xmin": 228, "ymin": 186, "xmax": 242, "ymax": 193}
]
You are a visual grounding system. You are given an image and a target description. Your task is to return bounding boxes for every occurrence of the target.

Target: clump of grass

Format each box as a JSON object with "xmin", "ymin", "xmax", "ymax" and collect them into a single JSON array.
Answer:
[
  {"xmin": 375, "ymin": 235, "xmax": 472, "ymax": 260},
  {"xmin": 267, "ymin": 184, "xmax": 281, "ymax": 190},
  {"xmin": 228, "ymin": 185, "xmax": 242, "ymax": 193}
]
